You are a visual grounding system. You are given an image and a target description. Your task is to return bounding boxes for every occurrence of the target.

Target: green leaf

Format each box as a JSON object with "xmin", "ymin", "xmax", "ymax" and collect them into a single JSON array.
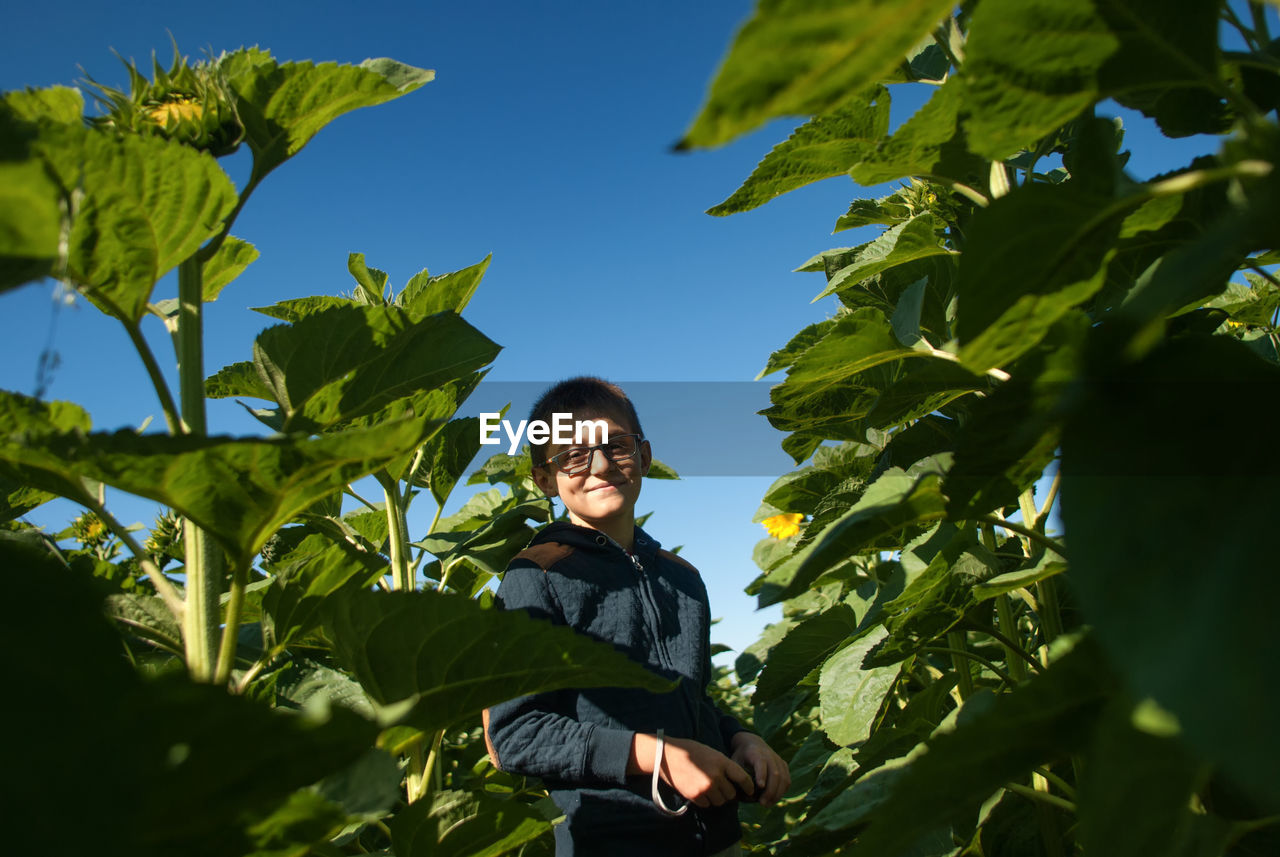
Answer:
[
  {"xmin": 756, "ymin": 603, "xmax": 860, "ymax": 703},
  {"xmin": 757, "ymin": 318, "xmax": 837, "ymax": 379},
  {"xmin": 679, "ymin": 0, "xmax": 957, "ymax": 149},
  {"xmin": 1061, "ymin": 333, "xmax": 1280, "ymax": 804},
  {"xmin": 849, "ymin": 78, "xmax": 984, "ymax": 187},
  {"xmin": 1077, "ymin": 697, "xmax": 1205, "ymax": 856},
  {"xmin": 4, "ymin": 85, "xmax": 84, "ymax": 123},
  {"xmin": 944, "ymin": 313, "xmax": 1086, "ymax": 517},
  {"xmin": 971, "ymin": 552, "xmax": 1068, "ymax": 602},
  {"xmin": 708, "ymin": 88, "xmax": 889, "ymax": 216},
  {"xmin": 252, "ymin": 304, "xmax": 500, "ymax": 433},
  {"xmin": 2, "ymin": 537, "xmax": 378, "ymax": 857},
  {"xmin": 957, "ymin": 183, "xmax": 1121, "ymax": 373},
  {"xmin": 322, "ymin": 588, "xmax": 674, "ymax": 732},
  {"xmin": 758, "ymin": 463, "xmax": 947, "ymax": 606},
  {"xmin": 391, "ymin": 789, "xmax": 553, "ymax": 857},
  {"xmin": 201, "ymin": 235, "xmax": 259, "ymax": 301},
  {"xmin": 54, "ymin": 126, "xmax": 238, "ymax": 323},
  {"xmin": 0, "ymin": 470, "xmax": 54, "ymax": 521},
  {"xmin": 415, "ymin": 416, "xmax": 483, "ymax": 506},
  {"xmin": 400, "ymin": 254, "xmax": 492, "ymax": 317},
  {"xmin": 347, "ymin": 252, "xmax": 389, "ymax": 303},
  {"xmin": 842, "ymin": 638, "xmax": 1113, "ymax": 857},
  {"xmin": 205, "ymin": 360, "xmax": 277, "ymax": 401},
  {"xmin": 819, "ymin": 626, "xmax": 901, "ymax": 745},
  {"xmin": 961, "ymin": 0, "xmax": 1224, "ymax": 158},
  {"xmin": 262, "ymin": 532, "xmax": 387, "ymax": 650},
  {"xmin": 815, "ymin": 214, "xmax": 953, "ymax": 301},
  {"xmin": 220, "ymin": 50, "xmax": 433, "ymax": 182},
  {"xmin": 252, "ymin": 294, "xmax": 358, "ymax": 322},
  {"xmin": 105, "ymin": 592, "xmax": 184, "ymax": 654},
  {"xmin": 0, "ymin": 157, "xmax": 62, "ymax": 292},
  {"xmin": 0, "ymin": 391, "xmax": 441, "ymax": 566}
]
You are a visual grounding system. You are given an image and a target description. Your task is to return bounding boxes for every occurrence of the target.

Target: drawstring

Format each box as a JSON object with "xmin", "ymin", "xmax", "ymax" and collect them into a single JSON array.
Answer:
[{"xmin": 651, "ymin": 729, "xmax": 689, "ymax": 817}]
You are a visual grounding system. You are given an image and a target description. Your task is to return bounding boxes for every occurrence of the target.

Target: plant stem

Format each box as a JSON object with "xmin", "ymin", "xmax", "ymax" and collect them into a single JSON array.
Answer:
[
  {"xmin": 86, "ymin": 497, "xmax": 185, "ymax": 623},
  {"xmin": 976, "ymin": 515, "xmax": 1067, "ymax": 559},
  {"xmin": 1250, "ymin": 1, "xmax": 1273, "ymax": 44},
  {"xmin": 176, "ymin": 255, "xmax": 223, "ymax": 682},
  {"xmin": 946, "ymin": 630, "xmax": 975, "ymax": 700},
  {"xmin": 381, "ymin": 475, "xmax": 412, "ymax": 592},
  {"xmin": 982, "ymin": 523, "xmax": 1028, "ymax": 683},
  {"xmin": 1033, "ymin": 766, "xmax": 1077, "ymax": 799},
  {"xmin": 962, "ymin": 617, "xmax": 1045, "ymax": 674},
  {"xmin": 1006, "ymin": 781, "xmax": 1076, "ymax": 814},
  {"xmin": 923, "ymin": 646, "xmax": 1017, "ymax": 686},
  {"xmin": 1018, "ymin": 490, "xmax": 1041, "ymax": 557},
  {"xmin": 213, "ymin": 559, "xmax": 248, "ymax": 686},
  {"xmin": 123, "ymin": 320, "xmax": 183, "ymax": 435},
  {"xmin": 1037, "ymin": 470, "xmax": 1061, "ymax": 529}
]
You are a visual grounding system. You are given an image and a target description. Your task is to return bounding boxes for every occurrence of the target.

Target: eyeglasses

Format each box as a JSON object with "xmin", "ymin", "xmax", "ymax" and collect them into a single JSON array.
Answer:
[{"xmin": 542, "ymin": 434, "xmax": 643, "ymax": 475}]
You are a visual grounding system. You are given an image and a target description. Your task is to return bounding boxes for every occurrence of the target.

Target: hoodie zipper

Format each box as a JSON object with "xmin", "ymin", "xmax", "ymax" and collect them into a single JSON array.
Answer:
[{"xmin": 600, "ymin": 533, "xmax": 678, "ymax": 672}]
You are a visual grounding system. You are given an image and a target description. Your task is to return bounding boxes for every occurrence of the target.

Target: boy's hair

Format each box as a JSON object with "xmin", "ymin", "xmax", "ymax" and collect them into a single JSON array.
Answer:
[{"xmin": 527, "ymin": 377, "xmax": 644, "ymax": 468}]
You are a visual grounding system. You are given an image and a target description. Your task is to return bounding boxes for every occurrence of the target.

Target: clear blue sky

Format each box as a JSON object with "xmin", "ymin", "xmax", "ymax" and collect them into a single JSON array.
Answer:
[{"xmin": 1, "ymin": 1, "xmax": 1229, "ymax": 659}]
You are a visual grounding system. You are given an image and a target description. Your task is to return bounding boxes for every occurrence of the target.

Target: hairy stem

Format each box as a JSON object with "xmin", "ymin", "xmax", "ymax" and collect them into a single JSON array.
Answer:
[
  {"xmin": 213, "ymin": 559, "xmax": 249, "ymax": 686},
  {"xmin": 381, "ymin": 475, "xmax": 412, "ymax": 592},
  {"xmin": 976, "ymin": 515, "xmax": 1067, "ymax": 558},
  {"xmin": 123, "ymin": 320, "xmax": 182, "ymax": 435},
  {"xmin": 946, "ymin": 630, "xmax": 975, "ymax": 700}
]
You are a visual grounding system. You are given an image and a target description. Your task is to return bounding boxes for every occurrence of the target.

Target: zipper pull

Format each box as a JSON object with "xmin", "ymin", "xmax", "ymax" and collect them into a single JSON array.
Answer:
[{"xmin": 626, "ymin": 549, "xmax": 644, "ymax": 572}]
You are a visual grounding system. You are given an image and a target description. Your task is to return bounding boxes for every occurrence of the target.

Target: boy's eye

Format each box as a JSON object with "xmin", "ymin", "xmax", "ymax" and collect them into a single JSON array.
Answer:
[{"xmin": 563, "ymin": 448, "xmax": 590, "ymax": 465}]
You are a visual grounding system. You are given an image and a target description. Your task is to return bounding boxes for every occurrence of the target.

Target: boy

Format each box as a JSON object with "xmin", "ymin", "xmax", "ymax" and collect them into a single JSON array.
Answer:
[{"xmin": 484, "ymin": 377, "xmax": 789, "ymax": 856}]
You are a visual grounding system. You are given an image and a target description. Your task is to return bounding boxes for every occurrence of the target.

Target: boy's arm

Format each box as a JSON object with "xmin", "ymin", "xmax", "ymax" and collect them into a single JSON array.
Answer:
[{"xmin": 484, "ymin": 564, "xmax": 635, "ymax": 787}]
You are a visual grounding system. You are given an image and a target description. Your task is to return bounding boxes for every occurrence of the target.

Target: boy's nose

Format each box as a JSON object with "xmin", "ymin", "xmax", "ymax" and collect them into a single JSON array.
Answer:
[{"xmin": 588, "ymin": 447, "xmax": 616, "ymax": 475}]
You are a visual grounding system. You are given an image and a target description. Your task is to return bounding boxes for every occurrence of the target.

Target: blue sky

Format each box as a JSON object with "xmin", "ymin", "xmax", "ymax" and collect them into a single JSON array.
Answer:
[{"xmin": 1, "ymin": 1, "xmax": 1235, "ymax": 659}]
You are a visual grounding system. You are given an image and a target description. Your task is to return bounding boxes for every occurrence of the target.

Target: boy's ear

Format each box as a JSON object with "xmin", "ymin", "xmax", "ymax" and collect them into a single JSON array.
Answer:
[
  {"xmin": 532, "ymin": 464, "xmax": 558, "ymax": 498},
  {"xmin": 639, "ymin": 439, "xmax": 652, "ymax": 477}
]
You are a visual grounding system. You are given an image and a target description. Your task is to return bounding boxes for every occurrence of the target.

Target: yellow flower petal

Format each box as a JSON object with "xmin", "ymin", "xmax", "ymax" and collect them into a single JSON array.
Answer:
[{"xmin": 762, "ymin": 513, "xmax": 804, "ymax": 540}]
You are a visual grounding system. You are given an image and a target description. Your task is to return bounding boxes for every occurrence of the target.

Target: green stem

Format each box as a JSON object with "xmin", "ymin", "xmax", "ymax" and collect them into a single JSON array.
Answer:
[
  {"xmin": 1224, "ymin": 3, "xmax": 1262, "ymax": 50},
  {"xmin": 982, "ymin": 523, "xmax": 1028, "ymax": 683},
  {"xmin": 1037, "ymin": 470, "xmax": 1061, "ymax": 529},
  {"xmin": 176, "ymin": 255, "xmax": 223, "ymax": 682},
  {"xmin": 123, "ymin": 320, "xmax": 182, "ymax": 435},
  {"xmin": 923, "ymin": 646, "xmax": 1017, "ymax": 686},
  {"xmin": 946, "ymin": 630, "xmax": 975, "ymax": 700},
  {"xmin": 1033, "ymin": 766, "xmax": 1077, "ymax": 799},
  {"xmin": 1250, "ymin": 2, "xmax": 1273, "ymax": 44},
  {"xmin": 86, "ymin": 496, "xmax": 185, "ymax": 624},
  {"xmin": 976, "ymin": 515, "xmax": 1067, "ymax": 559},
  {"xmin": 1018, "ymin": 490, "xmax": 1041, "ymax": 557},
  {"xmin": 1006, "ymin": 781, "xmax": 1076, "ymax": 814},
  {"xmin": 1037, "ymin": 575, "xmax": 1064, "ymax": 646},
  {"xmin": 213, "ymin": 559, "xmax": 248, "ymax": 686},
  {"xmin": 962, "ymin": 617, "xmax": 1045, "ymax": 674},
  {"xmin": 381, "ymin": 475, "xmax": 412, "ymax": 592}
]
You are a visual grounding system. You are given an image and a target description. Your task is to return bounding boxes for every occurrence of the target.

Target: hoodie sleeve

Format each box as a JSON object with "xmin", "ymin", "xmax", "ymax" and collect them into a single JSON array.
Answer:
[{"xmin": 484, "ymin": 563, "xmax": 634, "ymax": 787}]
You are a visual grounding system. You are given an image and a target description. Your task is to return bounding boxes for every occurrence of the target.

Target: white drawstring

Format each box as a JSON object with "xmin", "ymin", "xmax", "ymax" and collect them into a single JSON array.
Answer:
[{"xmin": 651, "ymin": 729, "xmax": 689, "ymax": 816}]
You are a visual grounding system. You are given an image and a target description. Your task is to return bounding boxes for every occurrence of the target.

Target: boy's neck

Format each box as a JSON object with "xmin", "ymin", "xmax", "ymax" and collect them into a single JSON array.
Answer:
[{"xmin": 567, "ymin": 511, "xmax": 636, "ymax": 551}]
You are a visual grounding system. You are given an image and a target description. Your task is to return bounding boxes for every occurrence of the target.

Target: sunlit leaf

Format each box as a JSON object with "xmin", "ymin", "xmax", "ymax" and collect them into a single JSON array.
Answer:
[
  {"xmin": 391, "ymin": 788, "xmax": 553, "ymax": 857},
  {"xmin": 400, "ymin": 254, "xmax": 492, "ymax": 317},
  {"xmin": 323, "ymin": 588, "xmax": 674, "ymax": 732},
  {"xmin": 819, "ymin": 626, "xmax": 901, "ymax": 745},
  {"xmin": 708, "ymin": 88, "xmax": 889, "ymax": 215},
  {"xmin": 680, "ymin": 0, "xmax": 956, "ymax": 148},
  {"xmin": 202, "ymin": 235, "xmax": 259, "ymax": 301}
]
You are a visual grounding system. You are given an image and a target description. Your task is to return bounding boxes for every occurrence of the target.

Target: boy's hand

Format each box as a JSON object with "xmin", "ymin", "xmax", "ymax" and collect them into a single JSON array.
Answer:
[
  {"xmin": 629, "ymin": 733, "xmax": 754, "ymax": 808},
  {"xmin": 729, "ymin": 731, "xmax": 791, "ymax": 807}
]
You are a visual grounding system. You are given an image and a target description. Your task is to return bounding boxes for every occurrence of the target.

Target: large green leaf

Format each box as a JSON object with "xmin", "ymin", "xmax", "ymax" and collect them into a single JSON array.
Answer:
[
  {"xmin": 841, "ymin": 638, "xmax": 1113, "ymax": 856},
  {"xmin": 962, "ymin": 0, "xmax": 1224, "ymax": 157},
  {"xmin": 2, "ymin": 536, "xmax": 377, "ymax": 857},
  {"xmin": 815, "ymin": 214, "xmax": 954, "ymax": 301},
  {"xmin": 391, "ymin": 789, "xmax": 553, "ymax": 857},
  {"xmin": 708, "ymin": 88, "xmax": 889, "ymax": 215},
  {"xmin": 219, "ymin": 49, "xmax": 433, "ymax": 182},
  {"xmin": 848, "ymin": 77, "xmax": 984, "ymax": 187},
  {"xmin": 399, "ymin": 254, "xmax": 492, "ymax": 317},
  {"xmin": 1061, "ymin": 333, "xmax": 1280, "ymax": 804},
  {"xmin": 261, "ymin": 532, "xmax": 387, "ymax": 650},
  {"xmin": 755, "ymin": 603, "xmax": 860, "ymax": 702},
  {"xmin": 679, "ymin": 0, "xmax": 956, "ymax": 148},
  {"xmin": 0, "ymin": 158, "xmax": 61, "ymax": 292},
  {"xmin": 414, "ymin": 416, "xmax": 483, "ymax": 506},
  {"xmin": 51, "ymin": 125, "xmax": 237, "ymax": 322},
  {"xmin": 252, "ymin": 304, "xmax": 500, "ymax": 433},
  {"xmin": 1076, "ymin": 697, "xmax": 1207, "ymax": 857},
  {"xmin": 202, "ymin": 235, "xmax": 259, "ymax": 301},
  {"xmin": 818, "ymin": 626, "xmax": 902, "ymax": 745},
  {"xmin": 0, "ymin": 390, "xmax": 440, "ymax": 565},
  {"xmin": 323, "ymin": 588, "xmax": 674, "ymax": 732},
  {"xmin": 956, "ymin": 183, "xmax": 1122, "ymax": 373},
  {"xmin": 757, "ymin": 462, "xmax": 947, "ymax": 606}
]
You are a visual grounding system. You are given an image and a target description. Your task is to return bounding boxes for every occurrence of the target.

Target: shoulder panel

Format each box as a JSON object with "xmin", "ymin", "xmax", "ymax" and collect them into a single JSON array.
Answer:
[
  {"xmin": 659, "ymin": 548, "xmax": 700, "ymax": 577},
  {"xmin": 514, "ymin": 541, "xmax": 575, "ymax": 571}
]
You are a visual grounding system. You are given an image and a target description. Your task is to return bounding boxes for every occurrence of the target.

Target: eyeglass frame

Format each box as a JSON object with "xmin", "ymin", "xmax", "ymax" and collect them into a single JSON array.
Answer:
[{"xmin": 538, "ymin": 433, "xmax": 645, "ymax": 476}]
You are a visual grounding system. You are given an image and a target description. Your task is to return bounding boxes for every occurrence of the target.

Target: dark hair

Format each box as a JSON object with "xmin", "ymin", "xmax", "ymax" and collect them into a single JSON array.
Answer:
[{"xmin": 527, "ymin": 377, "xmax": 644, "ymax": 468}]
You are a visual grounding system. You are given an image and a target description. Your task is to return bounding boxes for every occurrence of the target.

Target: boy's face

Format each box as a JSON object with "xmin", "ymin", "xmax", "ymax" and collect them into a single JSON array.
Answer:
[{"xmin": 532, "ymin": 413, "xmax": 651, "ymax": 532}]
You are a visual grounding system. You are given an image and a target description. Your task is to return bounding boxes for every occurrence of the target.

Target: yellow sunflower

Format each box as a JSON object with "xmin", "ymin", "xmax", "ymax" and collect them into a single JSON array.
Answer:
[{"xmin": 762, "ymin": 513, "xmax": 804, "ymax": 540}]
